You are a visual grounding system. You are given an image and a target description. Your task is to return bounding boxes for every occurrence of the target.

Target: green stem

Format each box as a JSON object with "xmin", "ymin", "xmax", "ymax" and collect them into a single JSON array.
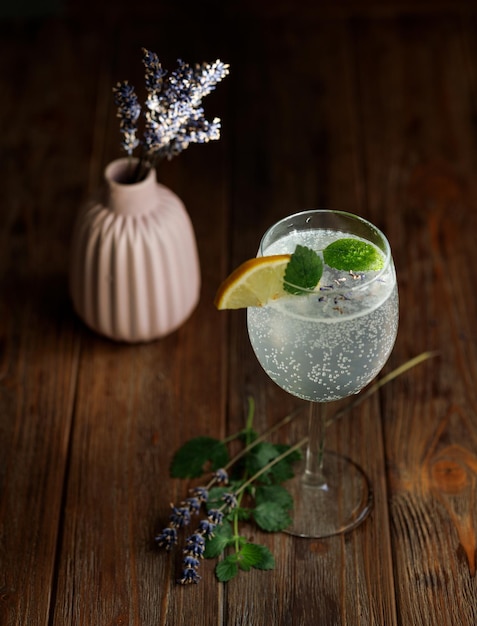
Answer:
[
  {"xmin": 245, "ymin": 396, "xmax": 255, "ymax": 433},
  {"xmin": 213, "ymin": 437, "xmax": 308, "ymax": 523},
  {"xmin": 230, "ymin": 352, "xmax": 436, "ymax": 492},
  {"xmin": 327, "ymin": 351, "xmax": 438, "ymax": 426},
  {"xmin": 213, "ymin": 354, "xmax": 435, "ymax": 545},
  {"xmin": 205, "ymin": 405, "xmax": 304, "ymax": 490},
  {"xmin": 232, "ymin": 492, "xmax": 244, "ymax": 553},
  {"xmin": 234, "ymin": 437, "xmax": 308, "ymax": 499},
  {"xmin": 232, "ymin": 398, "xmax": 254, "ymax": 553},
  {"xmin": 220, "ymin": 397, "xmax": 294, "ymax": 447},
  {"xmin": 222, "ymin": 406, "xmax": 303, "ymax": 471}
]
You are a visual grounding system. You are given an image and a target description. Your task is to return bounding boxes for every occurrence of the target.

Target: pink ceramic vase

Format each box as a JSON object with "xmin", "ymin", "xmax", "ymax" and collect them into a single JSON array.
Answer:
[{"xmin": 69, "ymin": 158, "xmax": 200, "ymax": 342}]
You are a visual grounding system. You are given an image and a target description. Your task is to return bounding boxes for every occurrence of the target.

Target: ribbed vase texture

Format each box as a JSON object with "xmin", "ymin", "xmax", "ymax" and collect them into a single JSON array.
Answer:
[{"xmin": 69, "ymin": 158, "xmax": 200, "ymax": 342}]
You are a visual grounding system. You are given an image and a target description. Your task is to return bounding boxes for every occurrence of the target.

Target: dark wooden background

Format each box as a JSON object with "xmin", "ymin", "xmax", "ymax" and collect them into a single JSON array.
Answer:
[{"xmin": 2, "ymin": 1, "xmax": 477, "ymax": 624}]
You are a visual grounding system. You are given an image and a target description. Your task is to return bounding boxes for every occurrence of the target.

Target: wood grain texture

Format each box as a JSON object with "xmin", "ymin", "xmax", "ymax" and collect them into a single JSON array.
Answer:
[
  {"xmin": 225, "ymin": 17, "xmax": 397, "ymax": 626},
  {"xmin": 0, "ymin": 19, "xmax": 97, "ymax": 626},
  {"xmin": 355, "ymin": 13, "xmax": 477, "ymax": 626},
  {"xmin": 1, "ymin": 5, "xmax": 477, "ymax": 626}
]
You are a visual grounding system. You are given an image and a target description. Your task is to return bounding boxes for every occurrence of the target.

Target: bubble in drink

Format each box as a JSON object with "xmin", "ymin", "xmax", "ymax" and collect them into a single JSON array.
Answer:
[{"xmin": 247, "ymin": 229, "xmax": 399, "ymax": 402}]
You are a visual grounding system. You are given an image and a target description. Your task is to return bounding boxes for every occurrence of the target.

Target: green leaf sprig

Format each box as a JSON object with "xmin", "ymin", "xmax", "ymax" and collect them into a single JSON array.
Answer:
[
  {"xmin": 284, "ymin": 244, "xmax": 323, "ymax": 295},
  {"xmin": 283, "ymin": 238, "xmax": 385, "ymax": 295},
  {"xmin": 154, "ymin": 352, "xmax": 437, "ymax": 586},
  {"xmin": 156, "ymin": 398, "xmax": 303, "ymax": 584}
]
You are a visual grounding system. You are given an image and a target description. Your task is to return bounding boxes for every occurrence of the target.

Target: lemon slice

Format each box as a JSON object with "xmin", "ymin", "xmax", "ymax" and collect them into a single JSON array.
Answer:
[{"xmin": 214, "ymin": 255, "xmax": 291, "ymax": 309}]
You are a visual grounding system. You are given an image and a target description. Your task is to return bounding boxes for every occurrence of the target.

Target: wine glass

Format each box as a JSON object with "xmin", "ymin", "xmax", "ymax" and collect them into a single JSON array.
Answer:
[{"xmin": 247, "ymin": 210, "xmax": 399, "ymax": 538}]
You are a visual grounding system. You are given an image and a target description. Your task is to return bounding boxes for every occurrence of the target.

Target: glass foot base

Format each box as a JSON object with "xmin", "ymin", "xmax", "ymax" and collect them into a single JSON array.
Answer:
[{"xmin": 284, "ymin": 451, "xmax": 373, "ymax": 538}]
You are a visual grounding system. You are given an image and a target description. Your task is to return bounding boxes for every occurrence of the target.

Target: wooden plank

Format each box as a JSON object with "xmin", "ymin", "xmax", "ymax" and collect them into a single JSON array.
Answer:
[
  {"xmin": 2, "ymin": 8, "xmax": 477, "ymax": 625},
  {"xmin": 223, "ymin": 16, "xmax": 397, "ymax": 625},
  {"xmin": 354, "ymin": 14, "xmax": 477, "ymax": 625},
  {"xmin": 0, "ymin": 20, "xmax": 102, "ymax": 626},
  {"xmin": 49, "ymin": 16, "xmax": 231, "ymax": 626}
]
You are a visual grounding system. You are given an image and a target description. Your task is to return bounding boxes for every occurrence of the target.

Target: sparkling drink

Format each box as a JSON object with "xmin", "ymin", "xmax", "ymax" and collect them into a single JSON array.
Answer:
[
  {"xmin": 245, "ymin": 210, "xmax": 398, "ymax": 537},
  {"xmin": 247, "ymin": 228, "xmax": 398, "ymax": 402}
]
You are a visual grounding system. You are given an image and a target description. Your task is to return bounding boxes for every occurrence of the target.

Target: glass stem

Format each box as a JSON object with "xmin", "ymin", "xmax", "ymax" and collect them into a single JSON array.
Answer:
[{"xmin": 302, "ymin": 401, "xmax": 328, "ymax": 487}]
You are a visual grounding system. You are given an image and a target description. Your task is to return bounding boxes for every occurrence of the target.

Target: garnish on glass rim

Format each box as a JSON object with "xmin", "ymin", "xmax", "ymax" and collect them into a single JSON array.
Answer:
[
  {"xmin": 214, "ymin": 255, "xmax": 291, "ymax": 309},
  {"xmin": 324, "ymin": 238, "xmax": 385, "ymax": 272},
  {"xmin": 283, "ymin": 244, "xmax": 323, "ymax": 295},
  {"xmin": 214, "ymin": 239, "xmax": 385, "ymax": 310}
]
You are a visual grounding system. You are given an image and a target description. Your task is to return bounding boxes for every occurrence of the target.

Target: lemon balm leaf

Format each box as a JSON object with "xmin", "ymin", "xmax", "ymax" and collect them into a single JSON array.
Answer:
[
  {"xmin": 284, "ymin": 245, "xmax": 323, "ymax": 295},
  {"xmin": 323, "ymin": 238, "xmax": 384, "ymax": 272},
  {"xmin": 249, "ymin": 544, "xmax": 275, "ymax": 570},
  {"xmin": 170, "ymin": 436, "xmax": 229, "ymax": 478},
  {"xmin": 216, "ymin": 555, "xmax": 239, "ymax": 582},
  {"xmin": 204, "ymin": 522, "xmax": 234, "ymax": 558},
  {"xmin": 238, "ymin": 543, "xmax": 275, "ymax": 571},
  {"xmin": 255, "ymin": 484, "xmax": 294, "ymax": 510},
  {"xmin": 253, "ymin": 501, "xmax": 292, "ymax": 532}
]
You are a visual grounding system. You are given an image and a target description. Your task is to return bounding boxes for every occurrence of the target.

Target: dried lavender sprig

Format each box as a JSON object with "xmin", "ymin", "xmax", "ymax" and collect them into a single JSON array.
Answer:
[
  {"xmin": 142, "ymin": 47, "xmax": 167, "ymax": 95},
  {"xmin": 169, "ymin": 505, "xmax": 192, "ymax": 528},
  {"xmin": 159, "ymin": 116, "xmax": 221, "ymax": 160},
  {"xmin": 183, "ymin": 496, "xmax": 202, "ymax": 514},
  {"xmin": 158, "ymin": 438, "xmax": 303, "ymax": 582},
  {"xmin": 142, "ymin": 54, "xmax": 229, "ymax": 162},
  {"xmin": 113, "ymin": 51, "xmax": 229, "ymax": 180},
  {"xmin": 213, "ymin": 468, "xmax": 229, "ymax": 485},
  {"xmin": 177, "ymin": 440, "xmax": 306, "ymax": 585},
  {"xmin": 155, "ymin": 404, "xmax": 304, "ymax": 553},
  {"xmin": 143, "ymin": 102, "xmax": 205, "ymax": 162},
  {"xmin": 155, "ymin": 527, "xmax": 177, "ymax": 550},
  {"xmin": 161, "ymin": 352, "xmax": 437, "ymax": 582},
  {"xmin": 154, "ymin": 486, "xmax": 209, "ymax": 551},
  {"xmin": 178, "ymin": 498, "xmax": 234, "ymax": 585},
  {"xmin": 154, "ymin": 469, "xmax": 229, "ymax": 553},
  {"xmin": 170, "ymin": 58, "xmax": 230, "ymax": 108},
  {"xmin": 192, "ymin": 485, "xmax": 211, "ymax": 501},
  {"xmin": 112, "ymin": 81, "xmax": 141, "ymax": 155},
  {"xmin": 179, "ymin": 566, "xmax": 201, "ymax": 585}
]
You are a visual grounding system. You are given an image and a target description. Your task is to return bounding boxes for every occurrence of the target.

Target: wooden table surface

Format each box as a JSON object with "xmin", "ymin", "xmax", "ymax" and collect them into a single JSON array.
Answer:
[{"xmin": 2, "ymin": 1, "xmax": 477, "ymax": 624}]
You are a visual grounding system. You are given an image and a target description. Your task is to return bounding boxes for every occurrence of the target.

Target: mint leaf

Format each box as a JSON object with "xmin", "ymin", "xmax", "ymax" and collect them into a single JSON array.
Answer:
[
  {"xmin": 170, "ymin": 436, "xmax": 229, "ymax": 478},
  {"xmin": 245, "ymin": 441, "xmax": 280, "ymax": 475},
  {"xmin": 238, "ymin": 427, "xmax": 259, "ymax": 445},
  {"xmin": 237, "ymin": 542, "xmax": 272, "ymax": 571},
  {"xmin": 235, "ymin": 507, "xmax": 252, "ymax": 521},
  {"xmin": 253, "ymin": 444, "xmax": 301, "ymax": 485},
  {"xmin": 216, "ymin": 555, "xmax": 239, "ymax": 582},
  {"xmin": 284, "ymin": 245, "xmax": 323, "ymax": 295},
  {"xmin": 255, "ymin": 484, "xmax": 294, "ymax": 510},
  {"xmin": 265, "ymin": 462, "xmax": 293, "ymax": 484},
  {"xmin": 204, "ymin": 521, "xmax": 234, "ymax": 558},
  {"xmin": 323, "ymin": 238, "xmax": 384, "ymax": 271},
  {"xmin": 253, "ymin": 501, "xmax": 292, "ymax": 532},
  {"xmin": 249, "ymin": 544, "xmax": 275, "ymax": 571}
]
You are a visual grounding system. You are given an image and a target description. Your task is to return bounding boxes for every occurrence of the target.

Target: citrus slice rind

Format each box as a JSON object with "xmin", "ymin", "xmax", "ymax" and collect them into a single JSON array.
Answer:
[{"xmin": 214, "ymin": 255, "xmax": 291, "ymax": 310}]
